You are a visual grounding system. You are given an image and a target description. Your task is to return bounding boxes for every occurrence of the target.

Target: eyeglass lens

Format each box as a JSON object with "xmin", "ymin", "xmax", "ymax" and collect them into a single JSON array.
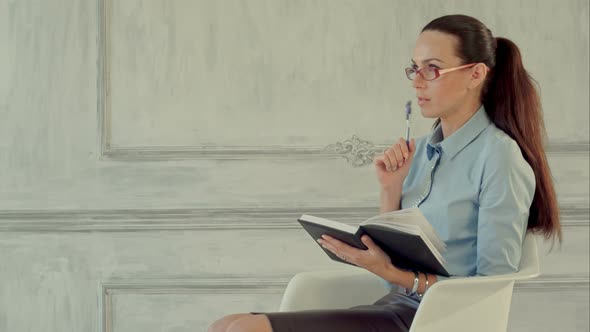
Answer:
[{"xmin": 406, "ymin": 67, "xmax": 437, "ymax": 80}]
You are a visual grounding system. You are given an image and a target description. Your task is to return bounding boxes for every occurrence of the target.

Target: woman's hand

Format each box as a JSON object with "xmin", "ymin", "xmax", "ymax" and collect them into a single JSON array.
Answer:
[
  {"xmin": 317, "ymin": 234, "xmax": 394, "ymax": 276},
  {"xmin": 374, "ymin": 138, "xmax": 416, "ymax": 189}
]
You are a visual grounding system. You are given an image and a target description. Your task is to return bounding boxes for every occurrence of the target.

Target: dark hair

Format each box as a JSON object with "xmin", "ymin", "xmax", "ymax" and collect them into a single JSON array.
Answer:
[{"xmin": 422, "ymin": 15, "xmax": 562, "ymax": 246}]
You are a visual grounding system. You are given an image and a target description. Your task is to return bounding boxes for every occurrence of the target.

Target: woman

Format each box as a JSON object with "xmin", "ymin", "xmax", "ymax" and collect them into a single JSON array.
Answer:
[{"xmin": 208, "ymin": 14, "xmax": 562, "ymax": 332}]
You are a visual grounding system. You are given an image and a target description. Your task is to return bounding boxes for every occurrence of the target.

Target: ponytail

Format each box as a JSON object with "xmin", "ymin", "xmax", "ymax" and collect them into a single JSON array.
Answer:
[{"xmin": 483, "ymin": 37, "xmax": 562, "ymax": 246}]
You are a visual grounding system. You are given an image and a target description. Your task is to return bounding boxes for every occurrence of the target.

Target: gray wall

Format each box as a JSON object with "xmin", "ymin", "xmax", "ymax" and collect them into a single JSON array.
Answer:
[{"xmin": 0, "ymin": 1, "xmax": 588, "ymax": 331}]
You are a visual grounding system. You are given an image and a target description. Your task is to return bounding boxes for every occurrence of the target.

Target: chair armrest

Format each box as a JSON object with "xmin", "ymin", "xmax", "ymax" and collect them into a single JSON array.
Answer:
[
  {"xmin": 409, "ymin": 233, "xmax": 540, "ymax": 332},
  {"xmin": 279, "ymin": 267, "xmax": 388, "ymax": 311},
  {"xmin": 410, "ymin": 276, "xmax": 526, "ymax": 332}
]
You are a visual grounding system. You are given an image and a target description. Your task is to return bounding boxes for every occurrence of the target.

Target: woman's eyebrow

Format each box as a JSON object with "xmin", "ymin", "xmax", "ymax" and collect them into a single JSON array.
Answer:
[{"xmin": 410, "ymin": 58, "xmax": 445, "ymax": 64}]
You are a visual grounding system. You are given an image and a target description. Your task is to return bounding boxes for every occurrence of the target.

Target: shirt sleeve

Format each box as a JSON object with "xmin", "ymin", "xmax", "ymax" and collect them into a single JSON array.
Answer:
[{"xmin": 476, "ymin": 137, "xmax": 536, "ymax": 276}]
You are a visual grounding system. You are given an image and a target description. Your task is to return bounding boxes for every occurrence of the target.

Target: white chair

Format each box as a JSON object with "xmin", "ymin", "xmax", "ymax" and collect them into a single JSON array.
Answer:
[{"xmin": 279, "ymin": 232, "xmax": 540, "ymax": 332}]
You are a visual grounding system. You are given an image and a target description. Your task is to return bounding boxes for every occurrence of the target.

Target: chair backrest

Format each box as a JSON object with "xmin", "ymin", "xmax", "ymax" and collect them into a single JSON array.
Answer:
[{"xmin": 513, "ymin": 232, "xmax": 541, "ymax": 280}]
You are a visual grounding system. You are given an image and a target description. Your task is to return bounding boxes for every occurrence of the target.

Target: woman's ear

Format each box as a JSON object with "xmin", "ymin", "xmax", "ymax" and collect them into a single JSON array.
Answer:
[{"xmin": 467, "ymin": 63, "xmax": 488, "ymax": 90}]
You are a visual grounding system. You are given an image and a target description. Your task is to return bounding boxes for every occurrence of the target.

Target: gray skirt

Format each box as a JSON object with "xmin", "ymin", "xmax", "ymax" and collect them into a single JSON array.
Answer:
[{"xmin": 251, "ymin": 289, "xmax": 421, "ymax": 332}]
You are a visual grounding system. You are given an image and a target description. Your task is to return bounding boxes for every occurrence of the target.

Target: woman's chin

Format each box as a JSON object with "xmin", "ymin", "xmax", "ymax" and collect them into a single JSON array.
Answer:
[{"xmin": 419, "ymin": 106, "xmax": 438, "ymax": 118}]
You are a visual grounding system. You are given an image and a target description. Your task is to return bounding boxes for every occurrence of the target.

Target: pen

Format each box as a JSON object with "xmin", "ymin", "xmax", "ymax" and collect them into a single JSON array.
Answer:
[{"xmin": 405, "ymin": 100, "xmax": 412, "ymax": 148}]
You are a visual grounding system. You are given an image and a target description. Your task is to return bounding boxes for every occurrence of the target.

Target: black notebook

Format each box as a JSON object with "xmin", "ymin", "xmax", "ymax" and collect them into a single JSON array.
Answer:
[{"xmin": 298, "ymin": 208, "xmax": 450, "ymax": 277}]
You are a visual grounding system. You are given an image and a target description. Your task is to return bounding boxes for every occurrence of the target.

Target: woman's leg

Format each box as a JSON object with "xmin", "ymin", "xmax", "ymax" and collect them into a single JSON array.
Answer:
[{"xmin": 208, "ymin": 313, "xmax": 254, "ymax": 332}]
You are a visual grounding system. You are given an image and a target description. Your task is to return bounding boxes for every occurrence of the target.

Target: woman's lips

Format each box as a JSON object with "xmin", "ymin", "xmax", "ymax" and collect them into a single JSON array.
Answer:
[{"xmin": 418, "ymin": 97, "xmax": 430, "ymax": 106}]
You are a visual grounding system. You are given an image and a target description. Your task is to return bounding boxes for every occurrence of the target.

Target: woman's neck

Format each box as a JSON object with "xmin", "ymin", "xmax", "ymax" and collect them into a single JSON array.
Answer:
[{"xmin": 439, "ymin": 99, "xmax": 482, "ymax": 139}]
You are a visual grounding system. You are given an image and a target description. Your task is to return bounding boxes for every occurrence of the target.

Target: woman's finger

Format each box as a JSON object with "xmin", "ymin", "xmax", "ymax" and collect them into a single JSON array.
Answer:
[
  {"xmin": 319, "ymin": 240, "xmax": 347, "ymax": 260},
  {"xmin": 360, "ymin": 235, "xmax": 376, "ymax": 249},
  {"xmin": 398, "ymin": 137, "xmax": 410, "ymax": 160},
  {"xmin": 392, "ymin": 144, "xmax": 405, "ymax": 168},
  {"xmin": 321, "ymin": 235, "xmax": 346, "ymax": 250},
  {"xmin": 373, "ymin": 154, "xmax": 390, "ymax": 172},
  {"xmin": 319, "ymin": 240, "xmax": 335, "ymax": 253},
  {"xmin": 376, "ymin": 150, "xmax": 394, "ymax": 172},
  {"xmin": 360, "ymin": 235, "xmax": 384, "ymax": 254},
  {"xmin": 384, "ymin": 149, "xmax": 399, "ymax": 171},
  {"xmin": 320, "ymin": 235, "xmax": 354, "ymax": 258}
]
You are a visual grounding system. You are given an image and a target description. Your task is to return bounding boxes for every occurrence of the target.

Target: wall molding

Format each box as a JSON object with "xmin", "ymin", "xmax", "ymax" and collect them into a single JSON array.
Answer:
[
  {"xmin": 98, "ymin": 277, "xmax": 289, "ymax": 332},
  {"xmin": 97, "ymin": 275, "xmax": 589, "ymax": 332},
  {"xmin": 97, "ymin": 0, "xmax": 110, "ymax": 161},
  {"xmin": 96, "ymin": 2, "xmax": 589, "ymax": 162},
  {"xmin": 100, "ymin": 129, "xmax": 590, "ymax": 164},
  {"xmin": 99, "ymin": 141, "xmax": 590, "ymax": 163},
  {"xmin": 513, "ymin": 275, "xmax": 590, "ymax": 291},
  {"xmin": 0, "ymin": 206, "xmax": 587, "ymax": 232}
]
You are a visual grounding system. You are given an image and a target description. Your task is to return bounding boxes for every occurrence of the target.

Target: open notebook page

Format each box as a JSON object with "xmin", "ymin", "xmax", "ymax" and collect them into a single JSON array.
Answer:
[{"xmin": 299, "ymin": 215, "xmax": 358, "ymax": 234}]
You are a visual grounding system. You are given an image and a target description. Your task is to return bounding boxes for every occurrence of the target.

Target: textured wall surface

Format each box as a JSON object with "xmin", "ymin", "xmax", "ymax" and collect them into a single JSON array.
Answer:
[{"xmin": 0, "ymin": 1, "xmax": 588, "ymax": 331}]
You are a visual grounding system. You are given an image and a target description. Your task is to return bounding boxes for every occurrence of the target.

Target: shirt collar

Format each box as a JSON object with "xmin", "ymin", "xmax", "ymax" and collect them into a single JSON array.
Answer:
[{"xmin": 426, "ymin": 104, "xmax": 491, "ymax": 160}]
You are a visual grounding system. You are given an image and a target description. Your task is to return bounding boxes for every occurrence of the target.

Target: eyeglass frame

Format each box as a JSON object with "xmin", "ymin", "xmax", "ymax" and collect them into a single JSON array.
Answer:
[{"xmin": 405, "ymin": 63, "xmax": 480, "ymax": 81}]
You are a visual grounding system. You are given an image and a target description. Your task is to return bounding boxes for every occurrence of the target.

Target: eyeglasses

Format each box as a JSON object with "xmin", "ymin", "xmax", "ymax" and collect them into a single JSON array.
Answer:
[{"xmin": 405, "ymin": 63, "xmax": 478, "ymax": 81}]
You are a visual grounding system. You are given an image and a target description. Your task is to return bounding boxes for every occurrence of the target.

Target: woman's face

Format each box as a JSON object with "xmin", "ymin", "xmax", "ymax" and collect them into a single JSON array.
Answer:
[{"xmin": 411, "ymin": 30, "xmax": 474, "ymax": 119}]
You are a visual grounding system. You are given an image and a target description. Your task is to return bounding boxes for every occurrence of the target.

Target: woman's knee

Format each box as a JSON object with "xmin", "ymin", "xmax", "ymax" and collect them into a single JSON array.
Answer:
[
  {"xmin": 208, "ymin": 313, "xmax": 252, "ymax": 332},
  {"xmin": 226, "ymin": 315, "xmax": 272, "ymax": 332}
]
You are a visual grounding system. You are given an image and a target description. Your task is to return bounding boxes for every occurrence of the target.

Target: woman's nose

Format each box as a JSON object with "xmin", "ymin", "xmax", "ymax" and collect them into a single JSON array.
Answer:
[{"xmin": 411, "ymin": 74, "xmax": 426, "ymax": 89}]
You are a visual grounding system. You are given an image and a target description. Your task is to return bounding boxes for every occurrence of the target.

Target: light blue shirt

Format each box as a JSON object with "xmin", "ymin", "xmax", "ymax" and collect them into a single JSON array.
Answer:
[{"xmin": 384, "ymin": 104, "xmax": 536, "ymax": 289}]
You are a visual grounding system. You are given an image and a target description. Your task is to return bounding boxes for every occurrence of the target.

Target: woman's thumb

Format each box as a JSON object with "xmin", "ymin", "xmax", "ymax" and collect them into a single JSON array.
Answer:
[
  {"xmin": 410, "ymin": 138, "xmax": 416, "ymax": 152},
  {"xmin": 361, "ymin": 235, "xmax": 374, "ymax": 246}
]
